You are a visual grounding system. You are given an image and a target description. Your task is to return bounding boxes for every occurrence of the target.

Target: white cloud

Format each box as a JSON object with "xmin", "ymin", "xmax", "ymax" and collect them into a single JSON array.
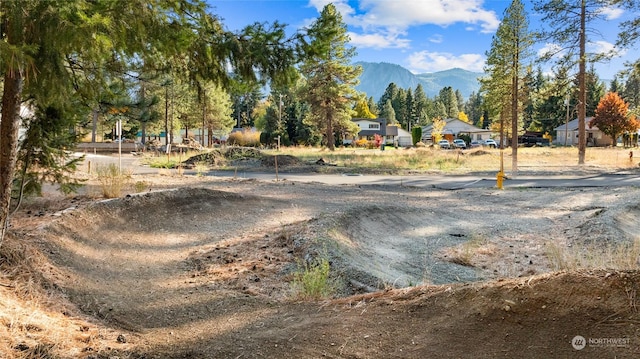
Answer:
[
  {"xmin": 537, "ymin": 43, "xmax": 564, "ymax": 59},
  {"xmin": 598, "ymin": 6, "xmax": 623, "ymax": 20},
  {"xmin": 589, "ymin": 40, "xmax": 626, "ymax": 57},
  {"xmin": 590, "ymin": 40, "xmax": 615, "ymax": 54},
  {"xmin": 348, "ymin": 32, "xmax": 411, "ymax": 49},
  {"xmin": 429, "ymin": 34, "xmax": 443, "ymax": 44},
  {"xmin": 351, "ymin": 0, "xmax": 500, "ymax": 33},
  {"xmin": 407, "ymin": 51, "xmax": 485, "ymax": 73},
  {"xmin": 307, "ymin": 0, "xmax": 500, "ymax": 50}
]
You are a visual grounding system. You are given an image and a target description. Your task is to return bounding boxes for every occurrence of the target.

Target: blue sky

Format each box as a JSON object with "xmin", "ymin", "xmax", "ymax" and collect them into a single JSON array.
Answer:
[{"xmin": 208, "ymin": 0, "xmax": 639, "ymax": 80}]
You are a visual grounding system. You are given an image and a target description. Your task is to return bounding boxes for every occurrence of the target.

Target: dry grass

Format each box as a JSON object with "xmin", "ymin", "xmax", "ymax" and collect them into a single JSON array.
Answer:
[
  {"xmin": 94, "ymin": 163, "xmax": 133, "ymax": 198},
  {"xmin": 546, "ymin": 238, "xmax": 640, "ymax": 271},
  {"xmin": 0, "ymin": 236, "xmax": 124, "ymax": 359},
  {"xmin": 269, "ymin": 146, "xmax": 640, "ymax": 173},
  {"xmin": 443, "ymin": 235, "xmax": 496, "ymax": 267}
]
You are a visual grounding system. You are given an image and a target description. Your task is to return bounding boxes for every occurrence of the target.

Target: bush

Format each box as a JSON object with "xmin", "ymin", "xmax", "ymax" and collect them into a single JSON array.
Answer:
[
  {"xmin": 354, "ymin": 138, "xmax": 368, "ymax": 148},
  {"xmin": 227, "ymin": 129, "xmax": 261, "ymax": 147},
  {"xmin": 95, "ymin": 163, "xmax": 131, "ymax": 198},
  {"xmin": 292, "ymin": 257, "xmax": 336, "ymax": 300}
]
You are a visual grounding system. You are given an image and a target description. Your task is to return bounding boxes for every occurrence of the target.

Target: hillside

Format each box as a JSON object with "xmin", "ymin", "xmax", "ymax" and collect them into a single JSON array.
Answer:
[{"xmin": 355, "ymin": 61, "xmax": 483, "ymax": 101}]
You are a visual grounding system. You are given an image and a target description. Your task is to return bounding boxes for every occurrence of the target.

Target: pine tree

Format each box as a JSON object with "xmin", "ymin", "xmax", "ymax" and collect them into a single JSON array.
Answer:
[
  {"xmin": 413, "ymin": 84, "xmax": 430, "ymax": 125},
  {"xmin": 378, "ymin": 83, "xmax": 398, "ymax": 112},
  {"xmin": 483, "ymin": 0, "xmax": 533, "ymax": 174},
  {"xmin": 535, "ymin": 0, "xmax": 614, "ymax": 164},
  {"xmin": 298, "ymin": 3, "xmax": 361, "ymax": 150},
  {"xmin": 438, "ymin": 87, "xmax": 459, "ymax": 119},
  {"xmin": 380, "ymin": 99, "xmax": 396, "ymax": 124},
  {"xmin": 367, "ymin": 97, "xmax": 379, "ymax": 117},
  {"xmin": 0, "ymin": 0, "xmax": 299, "ymax": 245}
]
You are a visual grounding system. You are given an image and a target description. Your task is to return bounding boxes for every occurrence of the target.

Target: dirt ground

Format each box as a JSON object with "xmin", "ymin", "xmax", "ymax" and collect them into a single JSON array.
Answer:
[{"xmin": 2, "ymin": 165, "xmax": 640, "ymax": 358}]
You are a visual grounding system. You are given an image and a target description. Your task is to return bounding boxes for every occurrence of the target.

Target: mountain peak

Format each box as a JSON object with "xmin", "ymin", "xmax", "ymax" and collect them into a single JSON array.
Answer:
[{"xmin": 355, "ymin": 62, "xmax": 483, "ymax": 100}]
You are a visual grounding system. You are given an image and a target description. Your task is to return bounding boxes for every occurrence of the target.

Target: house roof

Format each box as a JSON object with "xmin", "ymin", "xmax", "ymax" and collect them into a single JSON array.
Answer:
[
  {"xmin": 422, "ymin": 118, "xmax": 489, "ymax": 134},
  {"xmin": 352, "ymin": 117, "xmax": 387, "ymax": 136},
  {"xmin": 553, "ymin": 117, "xmax": 597, "ymax": 132}
]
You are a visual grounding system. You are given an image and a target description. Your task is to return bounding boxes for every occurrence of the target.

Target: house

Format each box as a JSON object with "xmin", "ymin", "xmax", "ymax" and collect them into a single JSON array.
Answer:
[
  {"xmin": 553, "ymin": 117, "xmax": 613, "ymax": 147},
  {"xmin": 421, "ymin": 118, "xmax": 493, "ymax": 144},
  {"xmin": 385, "ymin": 125, "xmax": 412, "ymax": 147},
  {"xmin": 344, "ymin": 118, "xmax": 415, "ymax": 147},
  {"xmin": 343, "ymin": 118, "xmax": 386, "ymax": 145}
]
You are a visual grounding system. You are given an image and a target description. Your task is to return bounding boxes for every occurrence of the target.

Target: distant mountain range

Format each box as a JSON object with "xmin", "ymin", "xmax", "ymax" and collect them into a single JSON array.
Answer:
[{"xmin": 355, "ymin": 61, "xmax": 484, "ymax": 101}]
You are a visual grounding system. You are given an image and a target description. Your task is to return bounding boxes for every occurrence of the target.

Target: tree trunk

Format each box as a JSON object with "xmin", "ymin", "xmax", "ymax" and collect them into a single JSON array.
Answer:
[
  {"xmin": 327, "ymin": 112, "xmax": 335, "ymax": 151},
  {"xmin": 511, "ymin": 47, "xmax": 519, "ymax": 176},
  {"xmin": 91, "ymin": 108, "xmax": 98, "ymax": 142},
  {"xmin": 578, "ymin": 0, "xmax": 587, "ymax": 164},
  {"xmin": 0, "ymin": 70, "xmax": 24, "ymax": 246}
]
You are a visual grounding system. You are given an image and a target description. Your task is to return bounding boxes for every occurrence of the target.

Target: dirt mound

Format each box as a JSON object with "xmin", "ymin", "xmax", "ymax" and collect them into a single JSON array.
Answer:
[
  {"xmin": 4, "ymin": 182, "xmax": 640, "ymax": 358},
  {"xmin": 35, "ymin": 188, "xmax": 313, "ymax": 332},
  {"xmin": 260, "ymin": 154, "xmax": 303, "ymax": 167},
  {"xmin": 224, "ymin": 146, "xmax": 263, "ymax": 160},
  {"xmin": 181, "ymin": 150, "xmax": 225, "ymax": 167}
]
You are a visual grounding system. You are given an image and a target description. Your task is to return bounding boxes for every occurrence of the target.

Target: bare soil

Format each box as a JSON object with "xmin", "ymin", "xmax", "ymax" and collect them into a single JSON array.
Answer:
[{"xmin": 2, "ymin": 170, "xmax": 640, "ymax": 358}]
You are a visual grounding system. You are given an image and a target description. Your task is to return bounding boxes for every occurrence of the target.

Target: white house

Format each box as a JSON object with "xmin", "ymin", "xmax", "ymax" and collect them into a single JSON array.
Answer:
[
  {"xmin": 553, "ymin": 117, "xmax": 613, "ymax": 147},
  {"xmin": 343, "ymin": 118, "xmax": 416, "ymax": 147},
  {"xmin": 343, "ymin": 118, "xmax": 386, "ymax": 145},
  {"xmin": 421, "ymin": 118, "xmax": 493, "ymax": 144}
]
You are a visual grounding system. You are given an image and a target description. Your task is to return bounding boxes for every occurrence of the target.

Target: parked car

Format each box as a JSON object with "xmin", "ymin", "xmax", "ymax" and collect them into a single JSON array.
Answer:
[
  {"xmin": 453, "ymin": 139, "xmax": 467, "ymax": 149},
  {"xmin": 470, "ymin": 140, "xmax": 481, "ymax": 148},
  {"xmin": 483, "ymin": 139, "xmax": 498, "ymax": 148},
  {"xmin": 438, "ymin": 139, "xmax": 451, "ymax": 149}
]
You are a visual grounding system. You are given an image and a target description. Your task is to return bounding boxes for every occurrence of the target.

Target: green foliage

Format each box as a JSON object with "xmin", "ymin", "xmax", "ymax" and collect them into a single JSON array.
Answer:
[
  {"xmin": 353, "ymin": 99, "xmax": 376, "ymax": 119},
  {"xmin": 380, "ymin": 99, "xmax": 397, "ymax": 124},
  {"xmin": 298, "ymin": 3, "xmax": 362, "ymax": 150},
  {"xmin": 14, "ymin": 104, "xmax": 85, "ymax": 200},
  {"xmin": 292, "ymin": 257, "xmax": 336, "ymax": 300},
  {"xmin": 411, "ymin": 126, "xmax": 422, "ymax": 146}
]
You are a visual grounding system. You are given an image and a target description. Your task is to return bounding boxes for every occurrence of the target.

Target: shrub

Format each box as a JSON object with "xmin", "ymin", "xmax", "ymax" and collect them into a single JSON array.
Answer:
[
  {"xmin": 95, "ymin": 163, "xmax": 131, "ymax": 198},
  {"xmin": 227, "ymin": 129, "xmax": 261, "ymax": 147},
  {"xmin": 354, "ymin": 138, "xmax": 368, "ymax": 148},
  {"xmin": 292, "ymin": 257, "xmax": 336, "ymax": 300}
]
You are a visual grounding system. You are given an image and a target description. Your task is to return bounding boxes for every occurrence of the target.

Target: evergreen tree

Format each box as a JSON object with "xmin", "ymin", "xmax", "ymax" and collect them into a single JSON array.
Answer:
[
  {"xmin": 392, "ymin": 88, "xmax": 408, "ymax": 129},
  {"xmin": 438, "ymin": 87, "xmax": 459, "ymax": 119},
  {"xmin": 0, "ymin": 0, "xmax": 299, "ymax": 244},
  {"xmin": 15, "ymin": 103, "xmax": 85, "ymax": 207},
  {"xmin": 585, "ymin": 65, "xmax": 605, "ymax": 117},
  {"xmin": 367, "ymin": 96, "xmax": 379, "ymax": 116},
  {"xmin": 405, "ymin": 88, "xmax": 415, "ymax": 129},
  {"xmin": 535, "ymin": 0, "xmax": 614, "ymax": 164},
  {"xmin": 413, "ymin": 84, "xmax": 430, "ymax": 125},
  {"xmin": 380, "ymin": 99, "xmax": 396, "ymax": 124},
  {"xmin": 622, "ymin": 69, "xmax": 640, "ymax": 109},
  {"xmin": 378, "ymin": 83, "xmax": 398, "ymax": 112},
  {"xmin": 465, "ymin": 91, "xmax": 484, "ymax": 128},
  {"xmin": 298, "ymin": 3, "xmax": 361, "ymax": 150},
  {"xmin": 483, "ymin": 0, "xmax": 533, "ymax": 173},
  {"xmin": 610, "ymin": 76, "xmax": 622, "ymax": 94}
]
